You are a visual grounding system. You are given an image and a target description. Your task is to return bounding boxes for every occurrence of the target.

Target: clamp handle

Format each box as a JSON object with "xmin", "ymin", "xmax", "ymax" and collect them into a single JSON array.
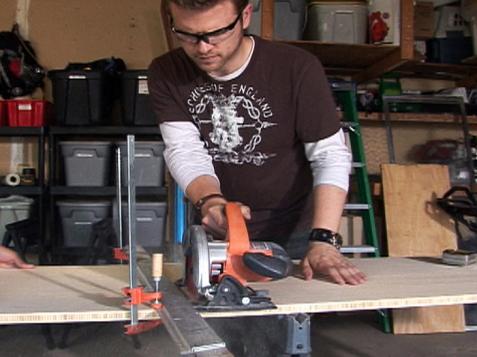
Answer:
[{"xmin": 152, "ymin": 253, "xmax": 163, "ymax": 281}]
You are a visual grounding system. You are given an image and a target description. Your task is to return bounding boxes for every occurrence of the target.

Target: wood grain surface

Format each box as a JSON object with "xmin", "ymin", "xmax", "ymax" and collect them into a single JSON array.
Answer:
[
  {"xmin": 1, "ymin": 258, "xmax": 477, "ymax": 324},
  {"xmin": 0, "ymin": 265, "xmax": 157, "ymax": 324},
  {"xmin": 382, "ymin": 164, "xmax": 465, "ymax": 334}
]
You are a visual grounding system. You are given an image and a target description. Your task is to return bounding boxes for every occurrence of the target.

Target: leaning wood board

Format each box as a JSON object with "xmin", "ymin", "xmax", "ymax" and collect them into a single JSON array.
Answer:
[
  {"xmin": 382, "ymin": 164, "xmax": 464, "ymax": 334},
  {"xmin": 1, "ymin": 258, "xmax": 477, "ymax": 324}
]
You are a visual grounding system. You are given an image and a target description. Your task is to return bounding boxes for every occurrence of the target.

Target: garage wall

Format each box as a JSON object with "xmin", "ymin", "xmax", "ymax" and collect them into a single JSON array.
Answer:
[
  {"xmin": 0, "ymin": 1, "xmax": 17, "ymax": 28},
  {"xmin": 28, "ymin": 0, "xmax": 167, "ymax": 71},
  {"xmin": 0, "ymin": 0, "xmax": 169, "ymax": 175},
  {"xmin": 1, "ymin": 0, "xmax": 167, "ymax": 71}
]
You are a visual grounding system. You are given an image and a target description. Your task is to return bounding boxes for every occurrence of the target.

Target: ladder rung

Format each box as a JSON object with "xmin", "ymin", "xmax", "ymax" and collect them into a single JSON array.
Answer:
[
  {"xmin": 344, "ymin": 203, "xmax": 370, "ymax": 210},
  {"xmin": 352, "ymin": 162, "xmax": 365, "ymax": 168},
  {"xmin": 340, "ymin": 245, "xmax": 377, "ymax": 254}
]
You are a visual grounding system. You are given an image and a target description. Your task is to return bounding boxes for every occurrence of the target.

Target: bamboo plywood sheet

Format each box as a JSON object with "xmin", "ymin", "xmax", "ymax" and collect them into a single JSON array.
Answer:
[
  {"xmin": 382, "ymin": 164, "xmax": 456, "ymax": 256},
  {"xmin": 2, "ymin": 258, "xmax": 477, "ymax": 324},
  {"xmin": 382, "ymin": 164, "xmax": 464, "ymax": 334},
  {"xmin": 0, "ymin": 265, "xmax": 157, "ymax": 324},
  {"xmin": 208, "ymin": 257, "xmax": 477, "ymax": 318}
]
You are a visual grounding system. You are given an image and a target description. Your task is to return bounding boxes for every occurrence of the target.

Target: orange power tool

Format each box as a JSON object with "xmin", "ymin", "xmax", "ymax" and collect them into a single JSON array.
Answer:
[{"xmin": 183, "ymin": 202, "xmax": 293, "ymax": 311}]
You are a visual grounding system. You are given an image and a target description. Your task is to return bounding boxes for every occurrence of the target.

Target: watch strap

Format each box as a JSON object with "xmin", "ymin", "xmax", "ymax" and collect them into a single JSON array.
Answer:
[
  {"xmin": 309, "ymin": 228, "xmax": 343, "ymax": 249},
  {"xmin": 194, "ymin": 193, "xmax": 225, "ymax": 211}
]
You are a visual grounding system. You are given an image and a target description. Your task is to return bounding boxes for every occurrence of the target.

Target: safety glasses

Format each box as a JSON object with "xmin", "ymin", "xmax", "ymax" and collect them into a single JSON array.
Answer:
[{"xmin": 171, "ymin": 12, "xmax": 243, "ymax": 45}]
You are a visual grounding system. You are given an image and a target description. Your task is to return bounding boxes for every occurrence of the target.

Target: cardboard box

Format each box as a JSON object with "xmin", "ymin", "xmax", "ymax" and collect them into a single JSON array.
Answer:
[
  {"xmin": 414, "ymin": 1, "xmax": 435, "ymax": 40},
  {"xmin": 338, "ymin": 215, "xmax": 364, "ymax": 247}
]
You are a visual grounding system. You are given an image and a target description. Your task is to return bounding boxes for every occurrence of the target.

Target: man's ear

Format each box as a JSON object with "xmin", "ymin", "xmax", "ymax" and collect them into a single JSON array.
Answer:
[{"xmin": 241, "ymin": 3, "xmax": 253, "ymax": 30}]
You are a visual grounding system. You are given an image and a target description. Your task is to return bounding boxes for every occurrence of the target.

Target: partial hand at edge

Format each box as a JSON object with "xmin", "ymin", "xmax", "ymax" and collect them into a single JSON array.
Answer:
[
  {"xmin": 201, "ymin": 202, "xmax": 251, "ymax": 239},
  {"xmin": 300, "ymin": 242, "xmax": 366, "ymax": 285},
  {"xmin": 0, "ymin": 246, "xmax": 35, "ymax": 269}
]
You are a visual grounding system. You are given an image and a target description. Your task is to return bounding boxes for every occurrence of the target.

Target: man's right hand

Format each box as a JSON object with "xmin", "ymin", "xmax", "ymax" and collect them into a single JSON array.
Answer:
[
  {"xmin": 0, "ymin": 246, "xmax": 34, "ymax": 269},
  {"xmin": 201, "ymin": 201, "xmax": 251, "ymax": 238}
]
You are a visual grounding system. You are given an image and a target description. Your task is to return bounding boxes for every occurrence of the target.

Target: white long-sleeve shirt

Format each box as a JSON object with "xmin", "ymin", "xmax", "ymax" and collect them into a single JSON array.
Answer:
[{"xmin": 160, "ymin": 121, "xmax": 351, "ymax": 193}]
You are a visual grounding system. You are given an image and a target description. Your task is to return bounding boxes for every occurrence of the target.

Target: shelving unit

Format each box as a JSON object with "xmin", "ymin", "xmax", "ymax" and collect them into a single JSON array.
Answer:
[
  {"xmin": 0, "ymin": 126, "xmax": 47, "ymax": 262},
  {"xmin": 47, "ymin": 126, "xmax": 165, "ymax": 263},
  {"xmin": 49, "ymin": 126, "xmax": 164, "ymax": 193},
  {"xmin": 261, "ymin": 0, "xmax": 477, "ymax": 86},
  {"xmin": 356, "ymin": 112, "xmax": 477, "ymax": 125}
]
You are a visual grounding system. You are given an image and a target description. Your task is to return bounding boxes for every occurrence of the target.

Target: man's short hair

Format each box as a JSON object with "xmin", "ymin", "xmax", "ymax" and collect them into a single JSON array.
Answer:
[{"xmin": 166, "ymin": 0, "xmax": 249, "ymax": 12}]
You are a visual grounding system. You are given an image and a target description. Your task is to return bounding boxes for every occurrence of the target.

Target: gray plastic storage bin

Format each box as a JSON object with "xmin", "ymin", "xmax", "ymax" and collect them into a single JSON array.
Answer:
[
  {"xmin": 304, "ymin": 2, "xmax": 367, "ymax": 44},
  {"xmin": 60, "ymin": 141, "xmax": 112, "ymax": 186},
  {"xmin": 248, "ymin": 0, "xmax": 306, "ymax": 40},
  {"xmin": 116, "ymin": 201, "xmax": 167, "ymax": 249},
  {"xmin": 0, "ymin": 195, "xmax": 34, "ymax": 242},
  {"xmin": 117, "ymin": 141, "xmax": 165, "ymax": 187},
  {"xmin": 57, "ymin": 200, "xmax": 111, "ymax": 247}
]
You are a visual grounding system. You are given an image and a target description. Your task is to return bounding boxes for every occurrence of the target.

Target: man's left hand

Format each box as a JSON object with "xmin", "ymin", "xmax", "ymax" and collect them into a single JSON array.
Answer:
[{"xmin": 300, "ymin": 242, "xmax": 366, "ymax": 285}]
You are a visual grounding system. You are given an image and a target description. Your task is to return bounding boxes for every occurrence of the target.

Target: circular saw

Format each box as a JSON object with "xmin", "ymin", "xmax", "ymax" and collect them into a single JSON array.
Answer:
[{"xmin": 183, "ymin": 202, "xmax": 293, "ymax": 311}]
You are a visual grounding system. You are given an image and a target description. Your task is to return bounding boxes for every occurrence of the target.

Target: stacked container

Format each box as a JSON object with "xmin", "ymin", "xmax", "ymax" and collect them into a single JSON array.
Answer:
[
  {"xmin": 56, "ymin": 200, "xmax": 111, "ymax": 247},
  {"xmin": 0, "ymin": 99, "xmax": 51, "ymax": 127},
  {"xmin": 248, "ymin": 0, "xmax": 307, "ymax": 40},
  {"xmin": 0, "ymin": 195, "xmax": 34, "ymax": 242},
  {"xmin": 120, "ymin": 70, "xmax": 157, "ymax": 126},
  {"xmin": 115, "ymin": 201, "xmax": 167, "ymax": 249},
  {"xmin": 49, "ymin": 70, "xmax": 112, "ymax": 126},
  {"xmin": 304, "ymin": 1, "xmax": 368, "ymax": 44},
  {"xmin": 6, "ymin": 100, "xmax": 50, "ymax": 127},
  {"xmin": 117, "ymin": 141, "xmax": 165, "ymax": 187},
  {"xmin": 59, "ymin": 141, "xmax": 113, "ymax": 186}
]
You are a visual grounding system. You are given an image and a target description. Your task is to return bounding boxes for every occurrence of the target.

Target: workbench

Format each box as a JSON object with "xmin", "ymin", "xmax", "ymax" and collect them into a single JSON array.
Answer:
[{"xmin": 1, "ymin": 257, "xmax": 477, "ymax": 324}]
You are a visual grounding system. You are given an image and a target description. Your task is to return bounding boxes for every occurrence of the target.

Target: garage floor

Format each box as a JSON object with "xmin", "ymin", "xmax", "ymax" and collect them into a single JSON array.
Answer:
[{"xmin": 1, "ymin": 311, "xmax": 477, "ymax": 357}]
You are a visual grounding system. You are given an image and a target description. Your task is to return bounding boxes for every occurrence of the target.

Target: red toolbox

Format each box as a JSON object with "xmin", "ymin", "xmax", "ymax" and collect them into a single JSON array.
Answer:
[
  {"xmin": 0, "ymin": 101, "xmax": 6, "ymax": 126},
  {"xmin": 6, "ymin": 100, "xmax": 50, "ymax": 127}
]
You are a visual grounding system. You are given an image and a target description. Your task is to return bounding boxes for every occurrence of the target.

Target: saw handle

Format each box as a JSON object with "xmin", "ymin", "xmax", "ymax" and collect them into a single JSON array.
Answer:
[
  {"xmin": 225, "ymin": 202, "xmax": 251, "ymax": 255},
  {"xmin": 224, "ymin": 202, "xmax": 293, "ymax": 283}
]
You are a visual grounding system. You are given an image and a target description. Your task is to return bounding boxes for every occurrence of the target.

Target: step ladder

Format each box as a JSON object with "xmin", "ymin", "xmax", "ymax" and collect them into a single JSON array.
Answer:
[
  {"xmin": 330, "ymin": 80, "xmax": 381, "ymax": 257},
  {"xmin": 330, "ymin": 79, "xmax": 392, "ymax": 334}
]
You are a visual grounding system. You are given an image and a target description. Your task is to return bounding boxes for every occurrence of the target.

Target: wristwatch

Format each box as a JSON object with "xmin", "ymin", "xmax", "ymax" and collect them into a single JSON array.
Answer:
[{"xmin": 309, "ymin": 228, "xmax": 343, "ymax": 250}]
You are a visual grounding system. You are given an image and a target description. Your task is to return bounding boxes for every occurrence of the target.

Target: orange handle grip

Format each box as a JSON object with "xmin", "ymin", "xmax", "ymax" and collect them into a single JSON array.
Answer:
[{"xmin": 225, "ymin": 202, "xmax": 250, "ymax": 255}]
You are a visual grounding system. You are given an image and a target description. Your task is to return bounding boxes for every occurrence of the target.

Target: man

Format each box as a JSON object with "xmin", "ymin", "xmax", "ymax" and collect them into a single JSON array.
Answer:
[
  {"xmin": 149, "ymin": 0, "xmax": 365, "ymax": 285},
  {"xmin": 0, "ymin": 246, "xmax": 34, "ymax": 269}
]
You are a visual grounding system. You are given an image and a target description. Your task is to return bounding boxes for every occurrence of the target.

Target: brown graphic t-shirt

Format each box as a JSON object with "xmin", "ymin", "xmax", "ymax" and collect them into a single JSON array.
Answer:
[{"xmin": 148, "ymin": 36, "xmax": 340, "ymax": 243}]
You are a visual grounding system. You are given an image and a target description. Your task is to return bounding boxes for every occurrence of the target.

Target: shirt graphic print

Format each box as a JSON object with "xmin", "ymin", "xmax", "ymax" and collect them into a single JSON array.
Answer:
[{"xmin": 187, "ymin": 82, "xmax": 277, "ymax": 166}]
